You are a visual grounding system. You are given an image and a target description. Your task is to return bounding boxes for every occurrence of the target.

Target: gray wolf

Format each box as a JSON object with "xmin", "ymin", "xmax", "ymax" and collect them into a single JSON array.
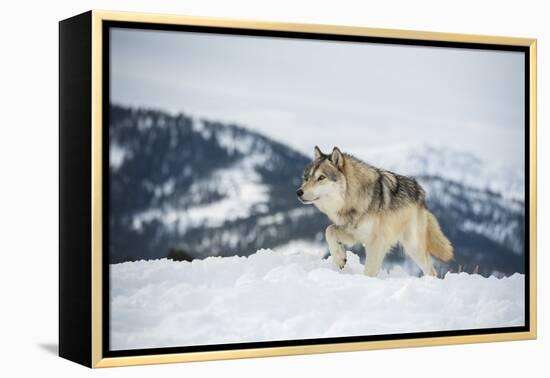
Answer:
[{"xmin": 296, "ymin": 146, "xmax": 453, "ymax": 277}]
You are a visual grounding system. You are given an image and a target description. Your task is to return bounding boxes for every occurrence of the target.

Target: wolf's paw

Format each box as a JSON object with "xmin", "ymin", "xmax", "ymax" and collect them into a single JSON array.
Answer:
[{"xmin": 334, "ymin": 256, "xmax": 347, "ymax": 270}]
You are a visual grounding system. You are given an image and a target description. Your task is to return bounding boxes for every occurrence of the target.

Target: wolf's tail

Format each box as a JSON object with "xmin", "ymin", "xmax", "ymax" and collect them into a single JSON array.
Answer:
[{"xmin": 426, "ymin": 210, "xmax": 454, "ymax": 262}]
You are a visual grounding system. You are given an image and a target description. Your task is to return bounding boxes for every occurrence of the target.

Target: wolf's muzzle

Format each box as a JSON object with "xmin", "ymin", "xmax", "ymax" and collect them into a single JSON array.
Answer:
[{"xmin": 296, "ymin": 189, "xmax": 304, "ymax": 198}]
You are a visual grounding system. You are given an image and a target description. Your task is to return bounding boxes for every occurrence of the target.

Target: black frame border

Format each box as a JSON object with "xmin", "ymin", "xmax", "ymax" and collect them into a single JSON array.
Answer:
[
  {"xmin": 101, "ymin": 20, "xmax": 531, "ymax": 359},
  {"xmin": 59, "ymin": 11, "xmax": 93, "ymax": 367}
]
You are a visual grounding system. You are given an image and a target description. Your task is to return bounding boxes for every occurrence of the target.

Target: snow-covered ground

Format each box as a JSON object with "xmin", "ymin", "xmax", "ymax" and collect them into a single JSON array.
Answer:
[{"xmin": 110, "ymin": 249, "xmax": 524, "ymax": 351}]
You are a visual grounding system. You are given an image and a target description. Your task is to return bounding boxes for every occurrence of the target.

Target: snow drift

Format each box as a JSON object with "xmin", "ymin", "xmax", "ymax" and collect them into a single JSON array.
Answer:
[{"xmin": 110, "ymin": 249, "xmax": 525, "ymax": 351}]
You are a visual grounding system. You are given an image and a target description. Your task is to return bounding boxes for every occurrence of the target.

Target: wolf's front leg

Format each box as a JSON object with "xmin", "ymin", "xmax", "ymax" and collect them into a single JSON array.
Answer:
[
  {"xmin": 325, "ymin": 225, "xmax": 355, "ymax": 269},
  {"xmin": 364, "ymin": 239, "xmax": 389, "ymax": 277}
]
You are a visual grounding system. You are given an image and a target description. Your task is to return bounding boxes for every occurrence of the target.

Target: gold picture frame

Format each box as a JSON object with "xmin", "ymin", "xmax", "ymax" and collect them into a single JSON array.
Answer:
[{"xmin": 59, "ymin": 10, "xmax": 537, "ymax": 368}]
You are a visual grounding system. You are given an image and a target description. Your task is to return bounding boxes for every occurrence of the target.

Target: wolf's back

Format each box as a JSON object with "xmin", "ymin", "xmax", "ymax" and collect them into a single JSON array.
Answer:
[{"xmin": 425, "ymin": 210, "xmax": 454, "ymax": 262}]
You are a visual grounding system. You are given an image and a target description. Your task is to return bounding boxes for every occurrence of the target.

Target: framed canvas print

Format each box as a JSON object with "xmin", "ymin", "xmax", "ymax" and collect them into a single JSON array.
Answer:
[{"xmin": 59, "ymin": 10, "xmax": 537, "ymax": 368}]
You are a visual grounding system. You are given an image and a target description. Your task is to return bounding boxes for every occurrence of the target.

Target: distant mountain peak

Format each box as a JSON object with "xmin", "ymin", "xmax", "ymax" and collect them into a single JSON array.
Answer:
[
  {"xmin": 348, "ymin": 142, "xmax": 524, "ymax": 201},
  {"xmin": 109, "ymin": 104, "xmax": 525, "ymax": 277}
]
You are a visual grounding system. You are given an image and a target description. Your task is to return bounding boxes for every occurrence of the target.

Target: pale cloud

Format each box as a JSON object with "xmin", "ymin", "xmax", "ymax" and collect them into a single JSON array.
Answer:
[{"xmin": 111, "ymin": 27, "xmax": 525, "ymax": 168}]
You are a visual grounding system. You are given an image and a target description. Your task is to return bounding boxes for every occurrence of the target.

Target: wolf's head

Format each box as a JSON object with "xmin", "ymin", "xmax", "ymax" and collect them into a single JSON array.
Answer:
[{"xmin": 296, "ymin": 146, "xmax": 347, "ymax": 206}]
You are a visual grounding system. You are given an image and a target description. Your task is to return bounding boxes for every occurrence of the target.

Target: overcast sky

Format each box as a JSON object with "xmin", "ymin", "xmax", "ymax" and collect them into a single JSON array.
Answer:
[{"xmin": 111, "ymin": 27, "xmax": 525, "ymax": 168}]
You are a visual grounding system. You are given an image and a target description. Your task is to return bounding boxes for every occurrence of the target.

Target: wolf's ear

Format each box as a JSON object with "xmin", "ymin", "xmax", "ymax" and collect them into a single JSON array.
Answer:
[
  {"xmin": 330, "ymin": 147, "xmax": 344, "ymax": 169},
  {"xmin": 314, "ymin": 145, "xmax": 323, "ymax": 159}
]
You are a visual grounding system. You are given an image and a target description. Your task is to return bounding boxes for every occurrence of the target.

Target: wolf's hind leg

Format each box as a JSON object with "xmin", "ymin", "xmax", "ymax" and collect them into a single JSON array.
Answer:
[
  {"xmin": 325, "ymin": 225, "xmax": 355, "ymax": 269},
  {"xmin": 408, "ymin": 250, "xmax": 436, "ymax": 277},
  {"xmin": 403, "ymin": 238, "xmax": 436, "ymax": 277}
]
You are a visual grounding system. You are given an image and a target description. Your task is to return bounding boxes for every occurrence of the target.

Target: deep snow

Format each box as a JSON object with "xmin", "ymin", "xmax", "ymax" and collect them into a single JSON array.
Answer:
[{"xmin": 110, "ymin": 249, "xmax": 524, "ymax": 351}]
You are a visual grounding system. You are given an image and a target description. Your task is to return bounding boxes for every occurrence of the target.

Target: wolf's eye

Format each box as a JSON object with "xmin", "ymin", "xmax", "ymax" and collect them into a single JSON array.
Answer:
[{"xmin": 317, "ymin": 175, "xmax": 326, "ymax": 181}]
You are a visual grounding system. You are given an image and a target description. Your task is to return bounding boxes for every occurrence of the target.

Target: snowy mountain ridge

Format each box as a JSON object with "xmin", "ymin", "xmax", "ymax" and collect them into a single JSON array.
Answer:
[
  {"xmin": 348, "ymin": 143, "xmax": 524, "ymax": 202},
  {"xmin": 129, "ymin": 117, "xmax": 524, "ymax": 236},
  {"xmin": 109, "ymin": 105, "xmax": 525, "ymax": 276}
]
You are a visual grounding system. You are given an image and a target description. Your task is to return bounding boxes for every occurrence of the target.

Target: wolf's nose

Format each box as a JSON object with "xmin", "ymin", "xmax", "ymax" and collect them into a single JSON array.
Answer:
[{"xmin": 296, "ymin": 189, "xmax": 304, "ymax": 197}]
